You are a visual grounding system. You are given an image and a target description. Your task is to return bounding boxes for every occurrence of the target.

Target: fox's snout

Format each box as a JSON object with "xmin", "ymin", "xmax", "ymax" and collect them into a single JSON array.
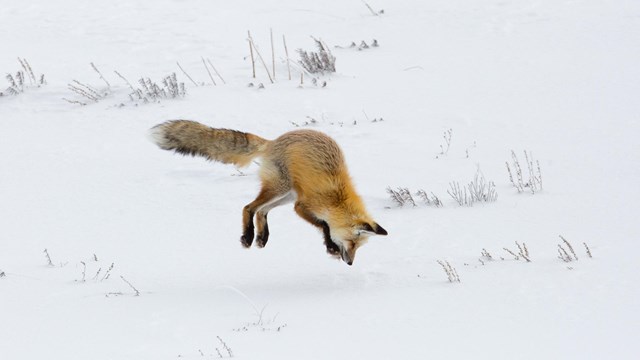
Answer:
[
  {"xmin": 341, "ymin": 250, "xmax": 354, "ymax": 266},
  {"xmin": 340, "ymin": 243, "xmax": 360, "ymax": 266}
]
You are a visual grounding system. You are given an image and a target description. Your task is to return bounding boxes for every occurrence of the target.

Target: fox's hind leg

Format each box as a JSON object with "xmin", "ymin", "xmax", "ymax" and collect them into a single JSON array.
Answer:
[
  {"xmin": 294, "ymin": 202, "xmax": 341, "ymax": 257},
  {"xmin": 242, "ymin": 159, "xmax": 292, "ymax": 248},
  {"xmin": 242, "ymin": 187, "xmax": 281, "ymax": 248},
  {"xmin": 254, "ymin": 191, "xmax": 295, "ymax": 248}
]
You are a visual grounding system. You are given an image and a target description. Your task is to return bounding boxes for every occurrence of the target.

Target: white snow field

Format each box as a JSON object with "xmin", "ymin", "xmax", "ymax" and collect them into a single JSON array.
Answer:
[{"xmin": 1, "ymin": 0, "xmax": 639, "ymax": 359}]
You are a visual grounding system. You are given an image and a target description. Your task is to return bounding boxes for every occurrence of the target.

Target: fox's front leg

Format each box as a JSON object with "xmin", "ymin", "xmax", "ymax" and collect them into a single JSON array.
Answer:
[
  {"xmin": 294, "ymin": 202, "xmax": 340, "ymax": 256},
  {"xmin": 320, "ymin": 220, "xmax": 341, "ymax": 257}
]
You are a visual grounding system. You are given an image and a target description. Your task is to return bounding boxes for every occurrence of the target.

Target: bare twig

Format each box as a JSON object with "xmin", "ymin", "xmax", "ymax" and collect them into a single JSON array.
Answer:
[
  {"xmin": 202, "ymin": 57, "xmax": 217, "ymax": 86},
  {"xmin": 283, "ymin": 35, "xmax": 292, "ymax": 80},
  {"xmin": 62, "ymin": 98, "xmax": 87, "ymax": 106},
  {"xmin": 114, "ymin": 70, "xmax": 136, "ymax": 93},
  {"xmin": 248, "ymin": 31, "xmax": 256, "ymax": 78},
  {"xmin": 18, "ymin": 58, "xmax": 36, "ymax": 85},
  {"xmin": 101, "ymin": 262, "xmax": 114, "ymax": 281},
  {"xmin": 515, "ymin": 242, "xmax": 531, "ymax": 262},
  {"xmin": 559, "ymin": 235, "xmax": 578, "ymax": 261},
  {"xmin": 437, "ymin": 129, "xmax": 453, "ymax": 157},
  {"xmin": 68, "ymin": 80, "xmax": 103, "ymax": 102},
  {"xmin": 44, "ymin": 249, "xmax": 54, "ymax": 267},
  {"xmin": 362, "ymin": 1, "xmax": 381, "ymax": 16},
  {"xmin": 120, "ymin": 275, "xmax": 140, "ymax": 296},
  {"xmin": 503, "ymin": 247, "xmax": 520, "ymax": 260},
  {"xmin": 437, "ymin": 260, "xmax": 460, "ymax": 283},
  {"xmin": 270, "ymin": 28, "xmax": 276, "ymax": 81},
  {"xmin": 206, "ymin": 58, "xmax": 226, "ymax": 84},
  {"xmin": 91, "ymin": 62, "xmax": 111, "ymax": 88},
  {"xmin": 79, "ymin": 261, "xmax": 87, "ymax": 282},
  {"xmin": 177, "ymin": 62, "xmax": 199, "ymax": 87},
  {"xmin": 583, "ymin": 242, "xmax": 593, "ymax": 258},
  {"xmin": 92, "ymin": 268, "xmax": 102, "ymax": 281},
  {"xmin": 558, "ymin": 245, "xmax": 572, "ymax": 262},
  {"xmin": 249, "ymin": 35, "xmax": 274, "ymax": 83},
  {"xmin": 216, "ymin": 336, "xmax": 233, "ymax": 357}
]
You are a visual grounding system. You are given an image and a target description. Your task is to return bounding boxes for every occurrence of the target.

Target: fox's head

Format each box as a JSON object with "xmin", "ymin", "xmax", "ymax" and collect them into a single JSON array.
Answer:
[{"xmin": 330, "ymin": 219, "xmax": 387, "ymax": 266}]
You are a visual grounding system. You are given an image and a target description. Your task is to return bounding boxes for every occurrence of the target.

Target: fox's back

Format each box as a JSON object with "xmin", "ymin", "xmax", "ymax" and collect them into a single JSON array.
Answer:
[
  {"xmin": 264, "ymin": 130, "xmax": 350, "ymax": 198},
  {"xmin": 271, "ymin": 130, "xmax": 344, "ymax": 170}
]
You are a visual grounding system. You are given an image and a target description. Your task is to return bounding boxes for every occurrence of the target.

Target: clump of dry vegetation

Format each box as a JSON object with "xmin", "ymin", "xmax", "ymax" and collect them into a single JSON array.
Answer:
[
  {"xmin": 2, "ymin": 58, "xmax": 46, "ymax": 96},
  {"xmin": 447, "ymin": 171, "xmax": 498, "ymax": 206},
  {"xmin": 506, "ymin": 150, "xmax": 542, "ymax": 194},
  {"xmin": 298, "ymin": 38, "xmax": 336, "ymax": 74},
  {"xmin": 437, "ymin": 260, "xmax": 461, "ymax": 283},
  {"xmin": 386, "ymin": 187, "xmax": 443, "ymax": 208}
]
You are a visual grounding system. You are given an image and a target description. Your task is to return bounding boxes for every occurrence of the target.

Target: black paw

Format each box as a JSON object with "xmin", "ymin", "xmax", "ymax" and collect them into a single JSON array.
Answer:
[
  {"xmin": 255, "ymin": 234, "xmax": 269, "ymax": 248},
  {"xmin": 240, "ymin": 232, "xmax": 254, "ymax": 248},
  {"xmin": 325, "ymin": 240, "xmax": 341, "ymax": 256},
  {"xmin": 255, "ymin": 222, "xmax": 269, "ymax": 248}
]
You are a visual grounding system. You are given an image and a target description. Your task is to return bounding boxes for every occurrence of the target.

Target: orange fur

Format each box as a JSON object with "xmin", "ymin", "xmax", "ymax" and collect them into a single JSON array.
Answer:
[{"xmin": 150, "ymin": 120, "xmax": 387, "ymax": 265}]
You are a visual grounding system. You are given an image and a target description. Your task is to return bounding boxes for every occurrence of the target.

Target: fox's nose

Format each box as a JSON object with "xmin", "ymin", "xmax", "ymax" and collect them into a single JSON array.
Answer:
[{"xmin": 346, "ymin": 260, "xmax": 353, "ymax": 266}]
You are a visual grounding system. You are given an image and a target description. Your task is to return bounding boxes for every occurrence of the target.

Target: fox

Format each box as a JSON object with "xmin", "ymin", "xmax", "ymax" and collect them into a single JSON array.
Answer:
[{"xmin": 149, "ymin": 120, "xmax": 387, "ymax": 265}]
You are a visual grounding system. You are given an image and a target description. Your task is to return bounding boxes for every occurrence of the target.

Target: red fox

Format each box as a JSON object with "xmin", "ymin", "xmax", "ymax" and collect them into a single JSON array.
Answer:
[{"xmin": 150, "ymin": 120, "xmax": 387, "ymax": 265}]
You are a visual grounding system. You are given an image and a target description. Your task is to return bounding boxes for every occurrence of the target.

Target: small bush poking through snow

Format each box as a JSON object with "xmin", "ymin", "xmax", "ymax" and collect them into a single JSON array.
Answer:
[
  {"xmin": 558, "ymin": 235, "xmax": 593, "ymax": 263},
  {"xmin": 64, "ymin": 63, "xmax": 112, "ymax": 105},
  {"xmin": 65, "ymin": 79, "xmax": 109, "ymax": 105},
  {"xmin": 390, "ymin": 187, "xmax": 416, "ymax": 207},
  {"xmin": 298, "ymin": 38, "xmax": 336, "ymax": 74},
  {"xmin": 447, "ymin": 170, "xmax": 498, "ymax": 206},
  {"xmin": 215, "ymin": 336, "xmax": 234, "ymax": 358},
  {"xmin": 233, "ymin": 304, "xmax": 288, "ymax": 332},
  {"xmin": 481, "ymin": 248, "xmax": 493, "ymax": 260},
  {"xmin": 435, "ymin": 128, "xmax": 453, "ymax": 158},
  {"xmin": 387, "ymin": 187, "xmax": 443, "ymax": 207},
  {"xmin": 506, "ymin": 150, "xmax": 542, "ymax": 194},
  {"xmin": 415, "ymin": 189, "xmax": 443, "ymax": 207},
  {"xmin": 437, "ymin": 260, "xmax": 461, "ymax": 283},
  {"xmin": 192, "ymin": 336, "xmax": 234, "ymax": 359},
  {"xmin": 130, "ymin": 73, "xmax": 186, "ymax": 103},
  {"xmin": 502, "ymin": 241, "xmax": 531, "ymax": 262},
  {"xmin": 2, "ymin": 58, "xmax": 45, "ymax": 96},
  {"xmin": 75, "ymin": 257, "xmax": 115, "ymax": 283}
]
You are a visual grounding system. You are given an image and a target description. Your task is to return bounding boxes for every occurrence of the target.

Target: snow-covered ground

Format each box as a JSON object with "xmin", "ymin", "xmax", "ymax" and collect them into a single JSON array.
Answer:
[{"xmin": 1, "ymin": 0, "xmax": 639, "ymax": 359}]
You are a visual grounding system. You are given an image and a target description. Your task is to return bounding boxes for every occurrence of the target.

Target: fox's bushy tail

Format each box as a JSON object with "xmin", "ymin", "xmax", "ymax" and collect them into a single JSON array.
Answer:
[{"xmin": 150, "ymin": 120, "xmax": 268, "ymax": 167}]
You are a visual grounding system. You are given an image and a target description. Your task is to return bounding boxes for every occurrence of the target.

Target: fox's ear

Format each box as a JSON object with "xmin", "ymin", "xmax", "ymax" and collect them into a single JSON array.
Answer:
[{"xmin": 360, "ymin": 222, "xmax": 388, "ymax": 236}]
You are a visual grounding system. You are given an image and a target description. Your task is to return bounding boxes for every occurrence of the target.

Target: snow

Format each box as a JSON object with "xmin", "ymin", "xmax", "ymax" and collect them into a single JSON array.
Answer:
[{"xmin": 1, "ymin": 0, "xmax": 639, "ymax": 359}]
